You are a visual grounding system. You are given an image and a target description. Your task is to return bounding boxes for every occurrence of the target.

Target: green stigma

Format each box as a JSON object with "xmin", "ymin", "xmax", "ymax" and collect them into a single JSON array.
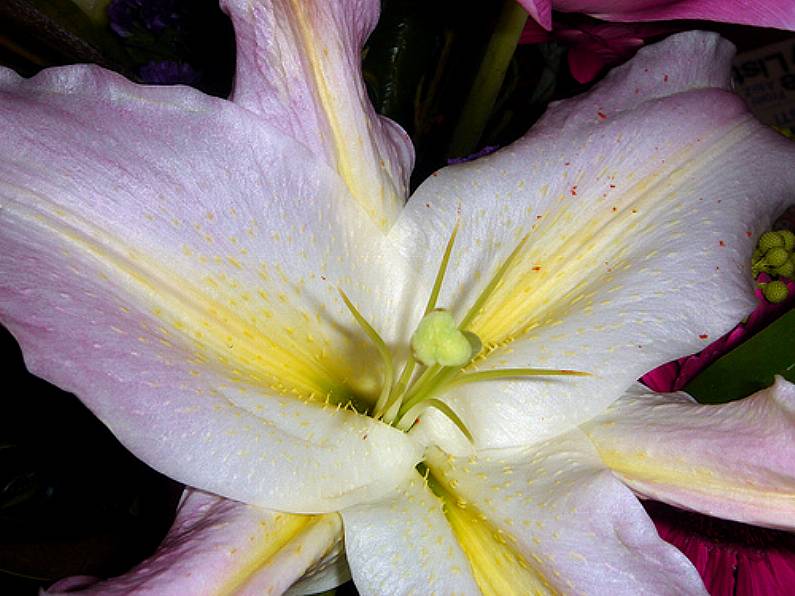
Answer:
[
  {"xmin": 339, "ymin": 223, "xmax": 587, "ymax": 442},
  {"xmin": 411, "ymin": 310, "xmax": 478, "ymax": 367}
]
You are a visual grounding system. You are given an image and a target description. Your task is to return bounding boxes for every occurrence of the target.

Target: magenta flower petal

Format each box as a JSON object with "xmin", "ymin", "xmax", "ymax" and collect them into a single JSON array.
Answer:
[
  {"xmin": 557, "ymin": 21, "xmax": 675, "ymax": 83},
  {"xmin": 647, "ymin": 501, "xmax": 795, "ymax": 596},
  {"xmin": 553, "ymin": 0, "xmax": 795, "ymax": 31}
]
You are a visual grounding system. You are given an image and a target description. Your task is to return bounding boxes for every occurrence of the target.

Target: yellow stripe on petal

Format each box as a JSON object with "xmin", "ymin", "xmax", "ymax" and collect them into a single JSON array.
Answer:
[
  {"xmin": 595, "ymin": 444, "xmax": 795, "ymax": 509},
  {"xmin": 285, "ymin": 0, "xmax": 405, "ymax": 229},
  {"xmin": 464, "ymin": 121, "xmax": 753, "ymax": 348},
  {"xmin": 428, "ymin": 470, "xmax": 555, "ymax": 596},
  {"xmin": 219, "ymin": 513, "xmax": 315, "ymax": 594},
  {"xmin": 12, "ymin": 199, "xmax": 356, "ymax": 403},
  {"xmin": 220, "ymin": 513, "xmax": 341, "ymax": 595}
]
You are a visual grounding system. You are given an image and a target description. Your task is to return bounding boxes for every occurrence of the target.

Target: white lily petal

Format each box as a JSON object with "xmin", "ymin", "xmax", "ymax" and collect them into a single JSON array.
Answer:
[
  {"xmin": 583, "ymin": 378, "xmax": 795, "ymax": 530},
  {"xmin": 341, "ymin": 473, "xmax": 481, "ymax": 596},
  {"xmin": 221, "ymin": 0, "xmax": 414, "ymax": 228},
  {"xmin": 47, "ymin": 489, "xmax": 343, "ymax": 595},
  {"xmin": 424, "ymin": 432, "xmax": 707, "ymax": 595},
  {"xmin": 0, "ymin": 64, "xmax": 422, "ymax": 512},
  {"xmin": 394, "ymin": 32, "xmax": 795, "ymax": 452}
]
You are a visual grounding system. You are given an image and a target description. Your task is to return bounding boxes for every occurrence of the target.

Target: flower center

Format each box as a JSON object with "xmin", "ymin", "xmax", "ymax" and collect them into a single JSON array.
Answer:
[{"xmin": 339, "ymin": 224, "xmax": 586, "ymax": 441}]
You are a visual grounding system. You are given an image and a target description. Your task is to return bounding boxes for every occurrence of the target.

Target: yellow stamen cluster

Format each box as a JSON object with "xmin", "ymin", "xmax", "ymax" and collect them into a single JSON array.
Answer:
[{"xmin": 753, "ymin": 229, "xmax": 795, "ymax": 304}]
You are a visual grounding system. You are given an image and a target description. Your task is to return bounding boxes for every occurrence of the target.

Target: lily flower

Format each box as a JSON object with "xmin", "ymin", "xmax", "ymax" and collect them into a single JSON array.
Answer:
[{"xmin": 2, "ymin": 1, "xmax": 795, "ymax": 593}]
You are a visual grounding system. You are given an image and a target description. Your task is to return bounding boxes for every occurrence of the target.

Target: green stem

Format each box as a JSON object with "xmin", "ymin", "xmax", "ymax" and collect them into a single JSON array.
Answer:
[{"xmin": 448, "ymin": 0, "xmax": 528, "ymax": 158}]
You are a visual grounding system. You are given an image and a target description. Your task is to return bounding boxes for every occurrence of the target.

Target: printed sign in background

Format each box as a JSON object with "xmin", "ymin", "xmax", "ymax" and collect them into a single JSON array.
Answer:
[{"xmin": 733, "ymin": 37, "xmax": 795, "ymax": 131}]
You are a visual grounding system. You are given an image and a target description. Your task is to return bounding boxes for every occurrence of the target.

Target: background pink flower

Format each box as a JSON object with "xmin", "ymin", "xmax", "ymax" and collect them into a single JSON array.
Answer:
[
  {"xmin": 646, "ymin": 501, "xmax": 795, "ymax": 595},
  {"xmin": 518, "ymin": 1, "xmax": 795, "ymax": 83},
  {"xmin": 642, "ymin": 273, "xmax": 795, "ymax": 392},
  {"xmin": 518, "ymin": 0, "xmax": 795, "ymax": 32},
  {"xmin": 521, "ymin": 17, "xmax": 674, "ymax": 83}
]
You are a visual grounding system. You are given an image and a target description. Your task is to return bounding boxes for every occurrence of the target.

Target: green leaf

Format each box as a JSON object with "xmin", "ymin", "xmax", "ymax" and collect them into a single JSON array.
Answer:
[{"xmin": 684, "ymin": 308, "xmax": 795, "ymax": 403}]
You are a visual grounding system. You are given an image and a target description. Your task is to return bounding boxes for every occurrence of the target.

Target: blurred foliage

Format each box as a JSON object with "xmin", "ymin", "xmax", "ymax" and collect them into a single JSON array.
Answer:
[
  {"xmin": 1, "ymin": 0, "xmax": 234, "ymax": 95},
  {"xmin": 363, "ymin": 0, "xmax": 572, "ymax": 187}
]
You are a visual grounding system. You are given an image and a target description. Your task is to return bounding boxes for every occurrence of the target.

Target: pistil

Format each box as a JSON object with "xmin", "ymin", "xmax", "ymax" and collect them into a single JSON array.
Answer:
[{"xmin": 339, "ymin": 224, "xmax": 587, "ymax": 441}]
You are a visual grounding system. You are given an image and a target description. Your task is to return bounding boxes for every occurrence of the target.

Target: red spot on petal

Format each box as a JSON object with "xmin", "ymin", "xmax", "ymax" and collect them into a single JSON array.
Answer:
[
  {"xmin": 746, "ymin": 231, "xmax": 753, "ymax": 238},
  {"xmin": 609, "ymin": 184, "xmax": 616, "ymax": 189},
  {"xmin": 719, "ymin": 240, "xmax": 726, "ymax": 247},
  {"xmin": 570, "ymin": 186, "xmax": 577, "ymax": 196},
  {"xmin": 663, "ymin": 74, "xmax": 669, "ymax": 82},
  {"xmin": 699, "ymin": 334, "xmax": 709, "ymax": 340},
  {"xmin": 564, "ymin": 161, "xmax": 571, "ymax": 166},
  {"xmin": 597, "ymin": 111, "xmax": 608, "ymax": 120}
]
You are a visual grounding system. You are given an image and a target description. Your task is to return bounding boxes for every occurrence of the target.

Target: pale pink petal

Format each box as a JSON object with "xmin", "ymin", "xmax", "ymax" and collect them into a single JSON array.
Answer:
[
  {"xmin": 220, "ymin": 0, "xmax": 413, "ymax": 229},
  {"xmin": 341, "ymin": 473, "xmax": 480, "ymax": 595},
  {"xmin": 517, "ymin": 0, "xmax": 553, "ymax": 30},
  {"xmin": 423, "ymin": 431, "xmax": 706, "ymax": 594},
  {"xmin": 46, "ymin": 489, "xmax": 344, "ymax": 595},
  {"xmin": 583, "ymin": 378, "xmax": 795, "ymax": 530},
  {"xmin": 554, "ymin": 0, "xmax": 795, "ymax": 30},
  {"xmin": 394, "ymin": 32, "xmax": 795, "ymax": 453},
  {"xmin": 0, "ymin": 65, "xmax": 422, "ymax": 512}
]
